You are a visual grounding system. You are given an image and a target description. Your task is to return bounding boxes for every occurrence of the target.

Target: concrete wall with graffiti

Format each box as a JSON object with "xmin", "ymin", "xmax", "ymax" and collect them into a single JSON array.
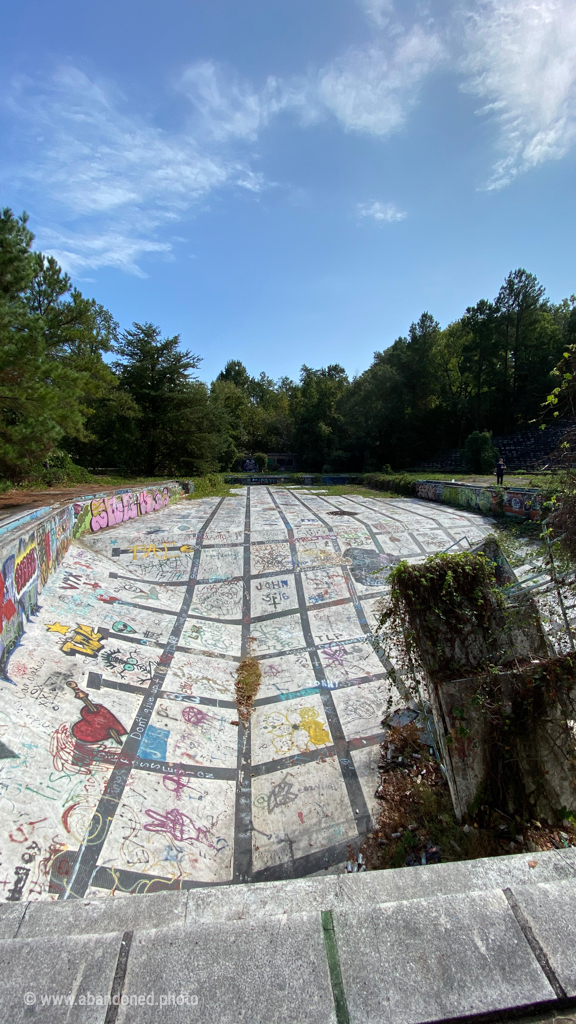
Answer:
[
  {"xmin": 72, "ymin": 481, "xmax": 187, "ymax": 540},
  {"xmin": 0, "ymin": 482, "xmax": 188, "ymax": 676},
  {"xmin": 414, "ymin": 480, "xmax": 542, "ymax": 521}
]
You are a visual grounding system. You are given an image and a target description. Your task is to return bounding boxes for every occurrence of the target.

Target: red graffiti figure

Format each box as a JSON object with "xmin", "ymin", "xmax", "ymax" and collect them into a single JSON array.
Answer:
[
  {"xmin": 67, "ymin": 680, "xmax": 126, "ymax": 745},
  {"xmin": 0, "ymin": 575, "xmax": 16, "ymax": 635}
]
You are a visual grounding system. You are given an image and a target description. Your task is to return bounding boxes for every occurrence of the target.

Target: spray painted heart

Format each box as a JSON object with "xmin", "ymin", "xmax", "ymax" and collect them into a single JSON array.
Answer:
[{"xmin": 72, "ymin": 704, "xmax": 127, "ymax": 744}]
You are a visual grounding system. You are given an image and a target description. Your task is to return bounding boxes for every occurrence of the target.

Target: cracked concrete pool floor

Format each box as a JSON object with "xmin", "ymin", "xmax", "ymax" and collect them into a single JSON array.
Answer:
[{"xmin": 0, "ymin": 487, "xmax": 492, "ymax": 901}]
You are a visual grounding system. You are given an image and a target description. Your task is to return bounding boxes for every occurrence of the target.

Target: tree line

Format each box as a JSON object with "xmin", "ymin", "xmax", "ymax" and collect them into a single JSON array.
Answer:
[{"xmin": 1, "ymin": 205, "xmax": 575, "ymax": 483}]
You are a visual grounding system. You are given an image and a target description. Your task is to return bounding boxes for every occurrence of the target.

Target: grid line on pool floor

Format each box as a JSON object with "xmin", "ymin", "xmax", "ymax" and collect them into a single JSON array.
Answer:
[
  {"xmin": 60, "ymin": 496, "xmax": 227, "ymax": 900},
  {"xmin": 233, "ymin": 488, "xmax": 253, "ymax": 883},
  {"xmin": 266, "ymin": 486, "xmax": 372, "ymax": 837}
]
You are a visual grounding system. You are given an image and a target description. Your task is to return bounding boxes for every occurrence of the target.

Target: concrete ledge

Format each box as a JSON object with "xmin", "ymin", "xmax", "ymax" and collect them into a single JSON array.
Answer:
[
  {"xmin": 512, "ymin": 880, "xmax": 576, "ymax": 997},
  {"xmin": 5, "ymin": 888, "xmax": 188, "ymax": 941},
  {"xmin": 121, "ymin": 913, "xmax": 335, "ymax": 1024},
  {"xmin": 0, "ymin": 930, "xmax": 124, "ymax": 1024},
  {"xmin": 335, "ymin": 889, "xmax": 556, "ymax": 1024},
  {"xmin": 2, "ymin": 849, "xmax": 575, "ymax": 940},
  {"xmin": 415, "ymin": 479, "xmax": 542, "ymax": 521},
  {"xmin": 2, "ymin": 870, "xmax": 576, "ymax": 1023}
]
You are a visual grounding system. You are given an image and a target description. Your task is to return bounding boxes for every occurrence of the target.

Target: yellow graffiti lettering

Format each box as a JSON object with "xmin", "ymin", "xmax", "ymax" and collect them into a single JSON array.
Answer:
[
  {"xmin": 131, "ymin": 543, "xmax": 181, "ymax": 561},
  {"xmin": 62, "ymin": 624, "xmax": 103, "ymax": 657}
]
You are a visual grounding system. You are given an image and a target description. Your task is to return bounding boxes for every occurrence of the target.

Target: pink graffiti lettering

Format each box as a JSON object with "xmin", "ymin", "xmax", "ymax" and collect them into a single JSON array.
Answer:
[
  {"xmin": 90, "ymin": 492, "xmax": 140, "ymax": 532},
  {"xmin": 123, "ymin": 492, "xmax": 137, "ymax": 520},
  {"xmin": 105, "ymin": 496, "xmax": 124, "ymax": 527},
  {"xmin": 89, "ymin": 487, "xmax": 171, "ymax": 530}
]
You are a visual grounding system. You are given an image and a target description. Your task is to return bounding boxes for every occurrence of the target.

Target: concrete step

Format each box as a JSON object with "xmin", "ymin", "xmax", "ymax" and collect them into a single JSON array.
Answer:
[
  {"xmin": 1, "ymin": 848, "xmax": 575, "ymax": 941},
  {"xmin": 1, "ymin": 855, "xmax": 576, "ymax": 1023}
]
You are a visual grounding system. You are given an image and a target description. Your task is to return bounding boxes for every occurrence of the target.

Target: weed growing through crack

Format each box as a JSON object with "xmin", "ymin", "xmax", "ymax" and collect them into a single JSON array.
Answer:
[{"xmin": 235, "ymin": 645, "xmax": 262, "ymax": 726}]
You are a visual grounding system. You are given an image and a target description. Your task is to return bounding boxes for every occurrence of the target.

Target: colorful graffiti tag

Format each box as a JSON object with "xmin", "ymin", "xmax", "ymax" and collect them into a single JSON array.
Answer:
[
  {"xmin": 72, "ymin": 484, "xmax": 179, "ymax": 539},
  {"xmin": 414, "ymin": 480, "xmax": 543, "ymax": 521},
  {"xmin": 0, "ymin": 482, "xmax": 186, "ymax": 676},
  {"xmin": 0, "ymin": 512, "xmax": 74, "ymax": 675}
]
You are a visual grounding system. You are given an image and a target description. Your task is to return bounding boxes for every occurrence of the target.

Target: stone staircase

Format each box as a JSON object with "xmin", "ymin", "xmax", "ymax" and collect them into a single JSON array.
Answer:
[
  {"xmin": 2, "ymin": 849, "xmax": 576, "ymax": 1023},
  {"xmin": 416, "ymin": 421, "xmax": 574, "ymax": 473}
]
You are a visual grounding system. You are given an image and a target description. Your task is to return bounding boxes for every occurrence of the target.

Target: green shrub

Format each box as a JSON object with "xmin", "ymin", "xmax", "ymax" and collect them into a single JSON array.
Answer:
[
  {"xmin": 463, "ymin": 431, "xmax": 498, "ymax": 474},
  {"xmin": 362, "ymin": 473, "xmax": 418, "ymax": 497},
  {"xmin": 29, "ymin": 450, "xmax": 92, "ymax": 487},
  {"xmin": 186, "ymin": 473, "xmax": 232, "ymax": 499},
  {"xmin": 289, "ymin": 473, "xmax": 322, "ymax": 485}
]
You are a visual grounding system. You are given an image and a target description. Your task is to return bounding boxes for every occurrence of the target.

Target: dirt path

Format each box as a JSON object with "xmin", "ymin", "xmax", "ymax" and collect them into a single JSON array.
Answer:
[{"xmin": 0, "ymin": 482, "xmax": 145, "ymax": 519}]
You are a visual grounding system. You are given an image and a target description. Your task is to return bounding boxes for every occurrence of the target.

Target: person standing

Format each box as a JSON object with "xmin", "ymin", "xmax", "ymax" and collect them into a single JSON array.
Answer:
[{"xmin": 495, "ymin": 457, "xmax": 506, "ymax": 485}]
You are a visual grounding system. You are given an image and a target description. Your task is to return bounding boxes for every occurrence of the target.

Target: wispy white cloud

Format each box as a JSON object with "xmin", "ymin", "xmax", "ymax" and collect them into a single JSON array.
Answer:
[
  {"xmin": 176, "ymin": 61, "xmax": 307, "ymax": 142},
  {"xmin": 6, "ymin": 0, "xmax": 576, "ymax": 278},
  {"xmin": 6, "ymin": 66, "xmax": 270, "ymax": 274},
  {"xmin": 318, "ymin": 24, "xmax": 446, "ymax": 136},
  {"xmin": 23, "ymin": 66, "xmax": 271, "ymax": 215},
  {"xmin": 4, "ymin": 34, "xmax": 439, "ymax": 273},
  {"xmin": 356, "ymin": 0, "xmax": 394, "ymax": 30},
  {"xmin": 178, "ymin": 61, "xmax": 268, "ymax": 142},
  {"xmin": 357, "ymin": 200, "xmax": 406, "ymax": 222},
  {"xmin": 460, "ymin": 0, "xmax": 576, "ymax": 188},
  {"xmin": 36, "ymin": 227, "xmax": 172, "ymax": 277}
]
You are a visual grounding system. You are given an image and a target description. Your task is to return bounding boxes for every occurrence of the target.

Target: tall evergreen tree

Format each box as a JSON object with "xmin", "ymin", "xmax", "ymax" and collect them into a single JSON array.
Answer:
[
  {"xmin": 0, "ymin": 208, "xmax": 117, "ymax": 481},
  {"xmin": 292, "ymin": 364, "xmax": 348, "ymax": 471},
  {"xmin": 110, "ymin": 323, "xmax": 223, "ymax": 476}
]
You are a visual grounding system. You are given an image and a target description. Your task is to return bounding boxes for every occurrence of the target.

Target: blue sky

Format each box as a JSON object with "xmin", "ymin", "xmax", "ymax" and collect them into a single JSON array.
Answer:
[{"xmin": 2, "ymin": 0, "xmax": 575, "ymax": 383}]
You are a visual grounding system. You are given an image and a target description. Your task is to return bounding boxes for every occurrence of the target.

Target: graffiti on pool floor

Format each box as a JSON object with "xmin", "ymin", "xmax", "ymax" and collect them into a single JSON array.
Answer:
[
  {"xmin": 253, "ymin": 578, "xmax": 291, "ymax": 613},
  {"xmin": 343, "ymin": 547, "xmax": 399, "ymax": 587},
  {"xmin": 67, "ymin": 681, "xmax": 127, "ymax": 745},
  {"xmin": 263, "ymin": 707, "xmax": 331, "ymax": 756},
  {"xmin": 46, "ymin": 622, "xmax": 105, "ymax": 658},
  {"xmin": 0, "ymin": 488, "xmax": 497, "ymax": 899}
]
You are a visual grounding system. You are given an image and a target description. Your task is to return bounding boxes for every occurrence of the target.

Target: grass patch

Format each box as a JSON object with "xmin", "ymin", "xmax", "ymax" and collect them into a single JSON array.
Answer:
[
  {"xmin": 78, "ymin": 474, "xmax": 183, "ymax": 488},
  {"xmin": 186, "ymin": 473, "xmax": 239, "ymax": 500},
  {"xmin": 0, "ymin": 473, "xmax": 193, "ymax": 492},
  {"xmin": 308, "ymin": 484, "xmax": 403, "ymax": 499},
  {"xmin": 234, "ymin": 651, "xmax": 262, "ymax": 726}
]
